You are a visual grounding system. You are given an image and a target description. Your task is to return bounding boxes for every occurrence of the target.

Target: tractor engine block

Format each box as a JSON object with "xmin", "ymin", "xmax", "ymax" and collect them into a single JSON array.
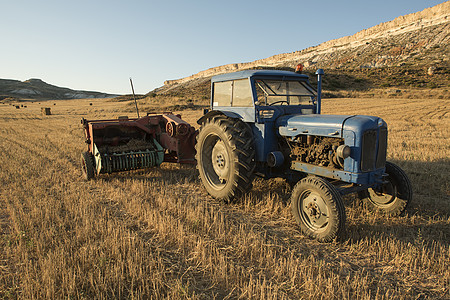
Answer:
[{"xmin": 288, "ymin": 135, "xmax": 345, "ymax": 169}]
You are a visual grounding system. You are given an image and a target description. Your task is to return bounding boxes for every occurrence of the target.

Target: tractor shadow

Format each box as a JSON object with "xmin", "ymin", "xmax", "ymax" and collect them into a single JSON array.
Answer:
[
  {"xmin": 344, "ymin": 158, "xmax": 449, "ymax": 246},
  {"xmin": 99, "ymin": 157, "xmax": 449, "ymax": 248},
  {"xmin": 246, "ymin": 158, "xmax": 449, "ymax": 248},
  {"xmin": 98, "ymin": 162, "xmax": 199, "ymax": 185}
]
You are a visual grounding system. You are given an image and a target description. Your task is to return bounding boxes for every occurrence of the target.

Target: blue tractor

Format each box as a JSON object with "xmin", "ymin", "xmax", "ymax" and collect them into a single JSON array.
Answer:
[{"xmin": 196, "ymin": 68, "xmax": 412, "ymax": 242}]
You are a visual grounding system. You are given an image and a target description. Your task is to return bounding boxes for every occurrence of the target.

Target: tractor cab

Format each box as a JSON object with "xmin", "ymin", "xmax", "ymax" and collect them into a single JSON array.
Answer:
[{"xmin": 209, "ymin": 70, "xmax": 320, "ymax": 124}]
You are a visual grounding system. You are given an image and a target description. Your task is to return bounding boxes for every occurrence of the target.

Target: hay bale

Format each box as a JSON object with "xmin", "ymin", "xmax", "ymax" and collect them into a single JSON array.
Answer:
[{"xmin": 41, "ymin": 107, "xmax": 51, "ymax": 115}]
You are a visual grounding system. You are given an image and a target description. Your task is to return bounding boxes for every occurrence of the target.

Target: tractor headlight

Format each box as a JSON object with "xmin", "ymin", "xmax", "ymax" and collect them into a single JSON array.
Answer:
[
  {"xmin": 259, "ymin": 110, "xmax": 274, "ymax": 118},
  {"xmin": 336, "ymin": 145, "xmax": 351, "ymax": 159}
]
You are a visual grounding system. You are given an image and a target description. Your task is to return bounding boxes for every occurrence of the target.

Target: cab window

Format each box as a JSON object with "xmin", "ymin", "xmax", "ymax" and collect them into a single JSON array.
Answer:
[
  {"xmin": 213, "ymin": 79, "xmax": 253, "ymax": 107},
  {"xmin": 255, "ymin": 79, "xmax": 315, "ymax": 106},
  {"xmin": 232, "ymin": 79, "xmax": 253, "ymax": 107},
  {"xmin": 213, "ymin": 81, "xmax": 232, "ymax": 106}
]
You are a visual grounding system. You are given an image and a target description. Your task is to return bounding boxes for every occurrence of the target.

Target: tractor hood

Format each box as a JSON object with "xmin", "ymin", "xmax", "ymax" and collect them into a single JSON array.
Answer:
[{"xmin": 277, "ymin": 114, "xmax": 384, "ymax": 137}]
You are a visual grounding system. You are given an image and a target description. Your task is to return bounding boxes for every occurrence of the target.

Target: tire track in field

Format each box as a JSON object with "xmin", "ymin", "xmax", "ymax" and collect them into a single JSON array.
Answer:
[
  {"xmin": 0, "ymin": 132, "xmax": 82, "ymax": 205},
  {"xmin": 0, "ymin": 125, "xmax": 19, "ymax": 136},
  {"xmin": 0, "ymin": 130, "xmax": 80, "ymax": 177},
  {"xmin": 401, "ymin": 103, "xmax": 450, "ymax": 135},
  {"xmin": 0, "ymin": 134, "xmax": 57, "ymax": 163},
  {"xmin": 417, "ymin": 104, "xmax": 448, "ymax": 121},
  {"xmin": 42, "ymin": 133, "xmax": 80, "ymax": 169},
  {"xmin": 10, "ymin": 115, "xmax": 89, "ymax": 172}
]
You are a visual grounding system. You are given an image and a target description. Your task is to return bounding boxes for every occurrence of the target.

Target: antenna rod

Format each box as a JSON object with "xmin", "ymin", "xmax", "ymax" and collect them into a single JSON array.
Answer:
[{"xmin": 129, "ymin": 77, "xmax": 140, "ymax": 118}]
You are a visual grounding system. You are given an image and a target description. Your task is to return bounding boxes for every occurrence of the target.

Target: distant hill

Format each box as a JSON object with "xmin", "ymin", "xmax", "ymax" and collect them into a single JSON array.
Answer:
[
  {"xmin": 153, "ymin": 2, "xmax": 449, "ymax": 101},
  {"xmin": 0, "ymin": 78, "xmax": 118, "ymax": 101}
]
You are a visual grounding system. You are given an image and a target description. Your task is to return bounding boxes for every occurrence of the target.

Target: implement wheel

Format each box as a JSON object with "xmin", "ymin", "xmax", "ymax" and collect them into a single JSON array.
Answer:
[
  {"xmin": 196, "ymin": 115, "xmax": 255, "ymax": 202},
  {"xmin": 81, "ymin": 152, "xmax": 95, "ymax": 180},
  {"xmin": 291, "ymin": 176, "xmax": 346, "ymax": 242},
  {"xmin": 358, "ymin": 161, "xmax": 412, "ymax": 216}
]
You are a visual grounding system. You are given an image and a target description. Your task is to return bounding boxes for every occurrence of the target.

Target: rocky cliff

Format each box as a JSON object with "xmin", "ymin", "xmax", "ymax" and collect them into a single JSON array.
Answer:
[{"xmin": 162, "ymin": 2, "xmax": 449, "ymax": 87}]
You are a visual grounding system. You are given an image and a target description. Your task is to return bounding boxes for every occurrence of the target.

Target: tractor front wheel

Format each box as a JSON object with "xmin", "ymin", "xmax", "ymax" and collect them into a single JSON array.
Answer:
[
  {"xmin": 196, "ymin": 115, "xmax": 255, "ymax": 202},
  {"xmin": 291, "ymin": 176, "xmax": 346, "ymax": 242},
  {"xmin": 358, "ymin": 161, "xmax": 412, "ymax": 216},
  {"xmin": 81, "ymin": 151, "xmax": 95, "ymax": 180}
]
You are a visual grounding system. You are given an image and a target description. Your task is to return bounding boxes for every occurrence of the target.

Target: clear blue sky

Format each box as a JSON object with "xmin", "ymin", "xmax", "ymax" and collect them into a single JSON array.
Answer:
[{"xmin": 0, "ymin": 0, "xmax": 446, "ymax": 94}]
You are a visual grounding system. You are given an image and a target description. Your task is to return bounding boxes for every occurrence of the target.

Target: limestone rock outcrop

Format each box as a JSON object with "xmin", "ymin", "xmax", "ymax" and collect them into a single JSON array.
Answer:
[{"xmin": 164, "ymin": 2, "xmax": 449, "ymax": 86}]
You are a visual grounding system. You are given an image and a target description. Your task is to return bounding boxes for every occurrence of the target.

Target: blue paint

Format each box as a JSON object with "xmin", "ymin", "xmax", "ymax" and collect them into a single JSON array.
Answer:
[
  {"xmin": 252, "ymin": 122, "xmax": 279, "ymax": 162},
  {"xmin": 211, "ymin": 70, "xmax": 309, "ymax": 83},
  {"xmin": 315, "ymin": 69, "xmax": 324, "ymax": 114},
  {"xmin": 291, "ymin": 161, "xmax": 385, "ymax": 185},
  {"xmin": 276, "ymin": 114, "xmax": 349, "ymax": 137},
  {"xmin": 212, "ymin": 106, "xmax": 256, "ymax": 122}
]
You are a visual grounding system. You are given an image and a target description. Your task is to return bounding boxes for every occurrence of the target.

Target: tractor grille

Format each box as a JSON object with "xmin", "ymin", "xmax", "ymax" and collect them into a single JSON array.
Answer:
[
  {"xmin": 361, "ymin": 128, "xmax": 388, "ymax": 171},
  {"xmin": 376, "ymin": 127, "xmax": 387, "ymax": 168},
  {"xmin": 361, "ymin": 130, "xmax": 377, "ymax": 171}
]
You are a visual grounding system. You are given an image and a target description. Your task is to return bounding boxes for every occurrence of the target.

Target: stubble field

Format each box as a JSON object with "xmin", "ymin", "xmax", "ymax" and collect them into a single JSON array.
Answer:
[{"xmin": 0, "ymin": 96, "xmax": 448, "ymax": 299}]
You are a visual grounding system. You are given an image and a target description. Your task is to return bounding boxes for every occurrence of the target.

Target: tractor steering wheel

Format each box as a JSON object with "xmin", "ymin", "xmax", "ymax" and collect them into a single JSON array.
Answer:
[{"xmin": 268, "ymin": 100, "xmax": 289, "ymax": 106}]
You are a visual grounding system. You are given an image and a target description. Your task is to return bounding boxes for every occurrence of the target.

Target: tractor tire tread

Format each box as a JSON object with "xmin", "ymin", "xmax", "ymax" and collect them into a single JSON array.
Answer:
[
  {"xmin": 358, "ymin": 161, "xmax": 412, "ymax": 216},
  {"xmin": 291, "ymin": 176, "xmax": 346, "ymax": 242},
  {"xmin": 81, "ymin": 151, "xmax": 95, "ymax": 180},
  {"xmin": 196, "ymin": 114, "xmax": 255, "ymax": 202}
]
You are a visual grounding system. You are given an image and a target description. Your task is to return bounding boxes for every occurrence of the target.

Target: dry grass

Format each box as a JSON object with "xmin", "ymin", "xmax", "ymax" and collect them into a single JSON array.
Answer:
[
  {"xmin": 323, "ymin": 87, "xmax": 450, "ymax": 100},
  {"xmin": 0, "ymin": 96, "xmax": 448, "ymax": 299}
]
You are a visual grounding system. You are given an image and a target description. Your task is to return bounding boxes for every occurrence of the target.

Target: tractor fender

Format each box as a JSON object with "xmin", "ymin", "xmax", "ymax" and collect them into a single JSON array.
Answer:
[{"xmin": 197, "ymin": 110, "xmax": 242, "ymax": 125}]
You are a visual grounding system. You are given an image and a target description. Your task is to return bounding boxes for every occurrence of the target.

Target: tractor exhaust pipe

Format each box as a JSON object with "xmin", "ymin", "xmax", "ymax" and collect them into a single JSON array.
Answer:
[{"xmin": 315, "ymin": 69, "xmax": 324, "ymax": 114}]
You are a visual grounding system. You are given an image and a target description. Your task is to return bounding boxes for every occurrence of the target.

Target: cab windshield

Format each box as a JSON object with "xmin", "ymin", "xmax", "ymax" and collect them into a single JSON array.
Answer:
[{"xmin": 255, "ymin": 79, "xmax": 316, "ymax": 106}]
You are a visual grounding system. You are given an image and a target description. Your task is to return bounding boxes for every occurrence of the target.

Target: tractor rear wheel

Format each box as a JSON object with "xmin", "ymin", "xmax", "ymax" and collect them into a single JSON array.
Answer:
[
  {"xmin": 358, "ymin": 161, "xmax": 412, "ymax": 216},
  {"xmin": 81, "ymin": 151, "xmax": 95, "ymax": 180},
  {"xmin": 196, "ymin": 115, "xmax": 255, "ymax": 202},
  {"xmin": 291, "ymin": 176, "xmax": 346, "ymax": 242}
]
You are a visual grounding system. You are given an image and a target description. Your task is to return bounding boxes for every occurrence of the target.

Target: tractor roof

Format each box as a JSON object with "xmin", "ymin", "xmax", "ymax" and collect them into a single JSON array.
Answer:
[{"xmin": 211, "ymin": 70, "xmax": 309, "ymax": 83}]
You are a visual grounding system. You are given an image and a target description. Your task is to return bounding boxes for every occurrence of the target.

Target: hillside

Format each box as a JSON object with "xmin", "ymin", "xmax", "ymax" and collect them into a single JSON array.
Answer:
[
  {"xmin": 0, "ymin": 78, "xmax": 118, "ymax": 101},
  {"xmin": 151, "ymin": 2, "xmax": 449, "ymax": 103}
]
